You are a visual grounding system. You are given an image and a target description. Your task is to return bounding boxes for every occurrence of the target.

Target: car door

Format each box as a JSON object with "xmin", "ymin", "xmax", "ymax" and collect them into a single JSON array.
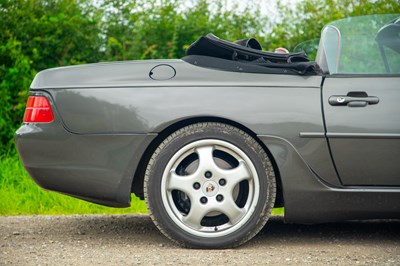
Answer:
[{"xmin": 322, "ymin": 76, "xmax": 400, "ymax": 186}]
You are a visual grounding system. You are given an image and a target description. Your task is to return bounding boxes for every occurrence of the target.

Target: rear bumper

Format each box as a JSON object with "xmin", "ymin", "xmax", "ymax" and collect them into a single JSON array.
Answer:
[{"xmin": 15, "ymin": 120, "xmax": 154, "ymax": 207}]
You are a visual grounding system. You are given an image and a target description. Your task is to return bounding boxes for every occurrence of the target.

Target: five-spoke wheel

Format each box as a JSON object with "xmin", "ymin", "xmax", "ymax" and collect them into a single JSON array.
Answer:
[{"xmin": 144, "ymin": 123, "xmax": 276, "ymax": 248}]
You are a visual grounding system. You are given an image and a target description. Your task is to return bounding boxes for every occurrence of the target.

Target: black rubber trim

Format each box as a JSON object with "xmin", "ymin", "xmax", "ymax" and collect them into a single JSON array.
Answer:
[{"xmin": 320, "ymin": 76, "xmax": 343, "ymax": 185}]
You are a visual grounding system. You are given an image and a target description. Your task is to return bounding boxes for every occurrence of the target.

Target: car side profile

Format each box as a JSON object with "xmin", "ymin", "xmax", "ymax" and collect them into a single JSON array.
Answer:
[{"xmin": 16, "ymin": 14, "xmax": 400, "ymax": 248}]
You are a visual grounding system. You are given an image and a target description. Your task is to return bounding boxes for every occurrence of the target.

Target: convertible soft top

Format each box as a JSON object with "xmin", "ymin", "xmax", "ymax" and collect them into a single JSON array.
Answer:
[{"xmin": 183, "ymin": 33, "xmax": 320, "ymax": 75}]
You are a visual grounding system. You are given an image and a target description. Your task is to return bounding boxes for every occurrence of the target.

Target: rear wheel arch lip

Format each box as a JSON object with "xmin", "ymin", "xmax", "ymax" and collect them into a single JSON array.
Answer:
[{"xmin": 130, "ymin": 116, "xmax": 284, "ymax": 208}]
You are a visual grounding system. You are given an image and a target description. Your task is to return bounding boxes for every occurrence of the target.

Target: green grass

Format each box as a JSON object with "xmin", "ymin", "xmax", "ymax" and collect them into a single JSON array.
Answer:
[
  {"xmin": 0, "ymin": 154, "xmax": 147, "ymax": 215},
  {"xmin": 0, "ymin": 153, "xmax": 283, "ymax": 216},
  {"xmin": 273, "ymin": 207, "xmax": 284, "ymax": 215}
]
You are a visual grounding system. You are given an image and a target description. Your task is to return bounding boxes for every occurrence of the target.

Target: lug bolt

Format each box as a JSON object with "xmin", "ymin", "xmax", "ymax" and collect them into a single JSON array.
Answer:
[
  {"xmin": 219, "ymin": 178, "xmax": 226, "ymax": 186},
  {"xmin": 216, "ymin": 194, "xmax": 224, "ymax": 202},
  {"xmin": 200, "ymin": 197, "xmax": 208, "ymax": 204},
  {"xmin": 193, "ymin": 182, "xmax": 201, "ymax": 190},
  {"xmin": 204, "ymin": 171, "xmax": 212, "ymax": 178}
]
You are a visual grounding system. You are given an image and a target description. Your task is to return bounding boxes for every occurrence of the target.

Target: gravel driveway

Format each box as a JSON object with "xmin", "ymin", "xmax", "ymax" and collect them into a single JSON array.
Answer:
[{"xmin": 1, "ymin": 215, "xmax": 399, "ymax": 265}]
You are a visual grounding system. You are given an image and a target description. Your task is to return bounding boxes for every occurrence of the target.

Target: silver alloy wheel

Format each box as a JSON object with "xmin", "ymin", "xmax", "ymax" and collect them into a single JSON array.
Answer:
[{"xmin": 160, "ymin": 139, "xmax": 260, "ymax": 237}]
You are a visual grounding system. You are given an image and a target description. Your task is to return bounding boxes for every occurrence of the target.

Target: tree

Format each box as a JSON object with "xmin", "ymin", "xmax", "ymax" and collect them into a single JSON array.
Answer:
[
  {"xmin": 100, "ymin": 0, "xmax": 265, "ymax": 60},
  {"xmin": 0, "ymin": 0, "xmax": 102, "ymax": 152}
]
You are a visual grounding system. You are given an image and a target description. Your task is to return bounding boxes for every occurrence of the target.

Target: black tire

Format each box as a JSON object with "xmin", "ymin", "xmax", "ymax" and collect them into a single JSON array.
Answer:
[{"xmin": 144, "ymin": 122, "xmax": 276, "ymax": 248}]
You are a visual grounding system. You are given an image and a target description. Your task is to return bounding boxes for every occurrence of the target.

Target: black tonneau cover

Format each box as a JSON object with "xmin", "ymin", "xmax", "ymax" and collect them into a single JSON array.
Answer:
[{"xmin": 183, "ymin": 34, "xmax": 319, "ymax": 75}]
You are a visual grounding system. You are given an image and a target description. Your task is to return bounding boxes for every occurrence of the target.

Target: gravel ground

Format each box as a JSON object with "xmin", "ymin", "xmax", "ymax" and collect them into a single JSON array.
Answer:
[{"xmin": 0, "ymin": 215, "xmax": 399, "ymax": 265}]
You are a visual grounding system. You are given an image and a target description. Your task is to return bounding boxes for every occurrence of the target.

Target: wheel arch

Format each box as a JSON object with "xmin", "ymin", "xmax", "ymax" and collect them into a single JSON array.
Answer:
[{"xmin": 131, "ymin": 116, "xmax": 284, "ymax": 208}]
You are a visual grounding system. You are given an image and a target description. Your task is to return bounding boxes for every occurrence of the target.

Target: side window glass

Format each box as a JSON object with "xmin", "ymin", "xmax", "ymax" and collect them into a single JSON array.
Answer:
[
  {"xmin": 317, "ymin": 14, "xmax": 400, "ymax": 75},
  {"xmin": 384, "ymin": 46, "xmax": 400, "ymax": 73},
  {"xmin": 376, "ymin": 18, "xmax": 400, "ymax": 74},
  {"xmin": 339, "ymin": 34, "xmax": 388, "ymax": 74}
]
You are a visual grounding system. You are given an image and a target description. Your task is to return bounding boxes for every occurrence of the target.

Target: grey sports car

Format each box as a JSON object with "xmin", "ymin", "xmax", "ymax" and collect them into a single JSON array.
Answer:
[{"xmin": 16, "ymin": 14, "xmax": 400, "ymax": 248}]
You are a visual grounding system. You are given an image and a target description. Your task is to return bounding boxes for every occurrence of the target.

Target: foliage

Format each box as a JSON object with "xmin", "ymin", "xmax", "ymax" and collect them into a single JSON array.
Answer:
[
  {"xmin": 0, "ymin": 38, "xmax": 33, "ymax": 152},
  {"xmin": 100, "ymin": 0, "xmax": 264, "ymax": 60},
  {"xmin": 0, "ymin": 0, "xmax": 102, "ymax": 153}
]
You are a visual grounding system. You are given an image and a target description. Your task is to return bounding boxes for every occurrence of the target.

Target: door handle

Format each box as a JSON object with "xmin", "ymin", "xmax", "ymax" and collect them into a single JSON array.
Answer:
[{"xmin": 329, "ymin": 92, "xmax": 379, "ymax": 107}]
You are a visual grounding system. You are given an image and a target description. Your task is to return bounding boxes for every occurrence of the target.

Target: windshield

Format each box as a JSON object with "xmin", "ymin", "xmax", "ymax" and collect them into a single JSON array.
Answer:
[{"xmin": 316, "ymin": 14, "xmax": 400, "ymax": 74}]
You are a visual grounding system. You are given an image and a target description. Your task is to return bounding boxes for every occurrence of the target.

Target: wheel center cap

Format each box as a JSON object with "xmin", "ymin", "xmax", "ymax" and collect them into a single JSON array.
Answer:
[{"xmin": 202, "ymin": 180, "xmax": 219, "ymax": 197}]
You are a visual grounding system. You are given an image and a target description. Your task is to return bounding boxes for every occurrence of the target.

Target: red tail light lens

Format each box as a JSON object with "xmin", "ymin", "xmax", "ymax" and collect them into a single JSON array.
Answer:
[{"xmin": 23, "ymin": 96, "xmax": 54, "ymax": 123}]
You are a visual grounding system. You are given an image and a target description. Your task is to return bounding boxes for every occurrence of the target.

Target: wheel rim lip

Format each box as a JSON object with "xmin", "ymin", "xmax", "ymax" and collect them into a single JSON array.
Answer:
[{"xmin": 161, "ymin": 139, "xmax": 260, "ymax": 238}]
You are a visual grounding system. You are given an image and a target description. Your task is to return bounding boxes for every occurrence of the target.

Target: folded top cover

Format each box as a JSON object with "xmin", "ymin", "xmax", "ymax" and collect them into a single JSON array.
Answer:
[{"xmin": 185, "ymin": 34, "xmax": 319, "ymax": 75}]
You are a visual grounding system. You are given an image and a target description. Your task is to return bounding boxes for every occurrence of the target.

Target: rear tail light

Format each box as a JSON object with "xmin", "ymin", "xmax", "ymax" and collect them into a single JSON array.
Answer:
[{"xmin": 23, "ymin": 96, "xmax": 54, "ymax": 123}]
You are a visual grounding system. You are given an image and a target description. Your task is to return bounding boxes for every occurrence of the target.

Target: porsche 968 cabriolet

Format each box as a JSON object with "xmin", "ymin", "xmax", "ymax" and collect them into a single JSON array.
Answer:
[{"xmin": 16, "ymin": 14, "xmax": 400, "ymax": 248}]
